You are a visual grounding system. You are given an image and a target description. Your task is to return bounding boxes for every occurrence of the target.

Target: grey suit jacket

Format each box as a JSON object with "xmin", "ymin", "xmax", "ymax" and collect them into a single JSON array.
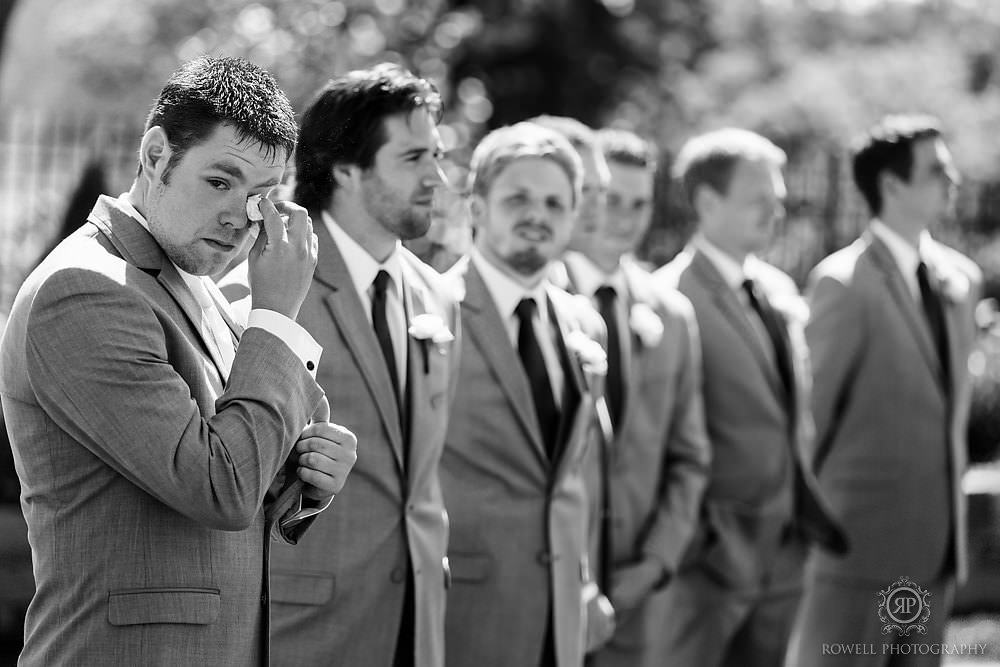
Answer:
[
  {"xmin": 0, "ymin": 196, "xmax": 324, "ymax": 666},
  {"xmin": 269, "ymin": 223, "xmax": 460, "ymax": 667},
  {"xmin": 561, "ymin": 258, "xmax": 711, "ymax": 655},
  {"xmin": 656, "ymin": 249, "xmax": 846, "ymax": 592},
  {"xmin": 805, "ymin": 231, "xmax": 980, "ymax": 584},
  {"xmin": 441, "ymin": 258, "xmax": 603, "ymax": 667}
]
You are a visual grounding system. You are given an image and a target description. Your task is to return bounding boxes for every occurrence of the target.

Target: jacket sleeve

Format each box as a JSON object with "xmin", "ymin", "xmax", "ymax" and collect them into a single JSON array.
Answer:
[
  {"xmin": 638, "ymin": 297, "xmax": 711, "ymax": 578},
  {"xmin": 804, "ymin": 271, "xmax": 866, "ymax": 472},
  {"xmin": 24, "ymin": 268, "xmax": 325, "ymax": 531}
]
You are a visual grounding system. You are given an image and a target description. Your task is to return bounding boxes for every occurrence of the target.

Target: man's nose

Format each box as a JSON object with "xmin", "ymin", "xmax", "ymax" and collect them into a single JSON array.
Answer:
[
  {"xmin": 223, "ymin": 194, "xmax": 251, "ymax": 229},
  {"xmin": 424, "ymin": 161, "xmax": 447, "ymax": 188}
]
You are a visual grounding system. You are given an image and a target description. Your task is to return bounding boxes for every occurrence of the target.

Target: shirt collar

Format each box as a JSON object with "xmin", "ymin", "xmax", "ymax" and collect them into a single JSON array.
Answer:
[
  {"xmin": 562, "ymin": 250, "xmax": 626, "ymax": 297},
  {"xmin": 870, "ymin": 219, "xmax": 931, "ymax": 277},
  {"xmin": 323, "ymin": 211, "xmax": 404, "ymax": 300},
  {"xmin": 470, "ymin": 248, "xmax": 550, "ymax": 325},
  {"xmin": 692, "ymin": 234, "xmax": 752, "ymax": 291}
]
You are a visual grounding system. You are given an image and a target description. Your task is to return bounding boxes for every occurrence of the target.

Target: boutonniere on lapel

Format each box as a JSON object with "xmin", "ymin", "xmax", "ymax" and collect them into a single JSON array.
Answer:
[
  {"xmin": 935, "ymin": 267, "xmax": 969, "ymax": 305},
  {"xmin": 769, "ymin": 293, "xmax": 810, "ymax": 324},
  {"xmin": 566, "ymin": 329, "xmax": 608, "ymax": 394},
  {"xmin": 629, "ymin": 302, "xmax": 664, "ymax": 348},
  {"xmin": 408, "ymin": 313, "xmax": 454, "ymax": 373}
]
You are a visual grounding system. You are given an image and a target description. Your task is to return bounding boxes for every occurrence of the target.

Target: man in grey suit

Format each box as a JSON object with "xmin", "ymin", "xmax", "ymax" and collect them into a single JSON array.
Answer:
[
  {"xmin": 786, "ymin": 116, "xmax": 981, "ymax": 667},
  {"xmin": 0, "ymin": 57, "xmax": 357, "ymax": 666},
  {"xmin": 560, "ymin": 128, "xmax": 711, "ymax": 667},
  {"xmin": 654, "ymin": 128, "xmax": 847, "ymax": 667},
  {"xmin": 442, "ymin": 122, "xmax": 606, "ymax": 667},
  {"xmin": 268, "ymin": 64, "xmax": 460, "ymax": 667}
]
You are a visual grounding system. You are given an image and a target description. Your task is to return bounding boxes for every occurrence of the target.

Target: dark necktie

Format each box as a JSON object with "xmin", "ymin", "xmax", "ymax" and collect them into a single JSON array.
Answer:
[
  {"xmin": 742, "ymin": 279, "xmax": 794, "ymax": 402},
  {"xmin": 594, "ymin": 285, "xmax": 624, "ymax": 431},
  {"xmin": 372, "ymin": 270, "xmax": 400, "ymax": 399},
  {"xmin": 515, "ymin": 298, "xmax": 560, "ymax": 456},
  {"xmin": 917, "ymin": 261, "xmax": 951, "ymax": 388}
]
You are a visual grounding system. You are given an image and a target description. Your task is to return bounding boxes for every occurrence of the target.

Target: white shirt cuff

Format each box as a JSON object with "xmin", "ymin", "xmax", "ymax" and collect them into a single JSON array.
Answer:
[{"xmin": 246, "ymin": 309, "xmax": 322, "ymax": 377}]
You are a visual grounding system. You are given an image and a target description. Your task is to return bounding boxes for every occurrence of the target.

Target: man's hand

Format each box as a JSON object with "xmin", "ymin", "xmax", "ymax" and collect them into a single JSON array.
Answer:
[
  {"xmin": 247, "ymin": 199, "xmax": 318, "ymax": 321},
  {"xmin": 610, "ymin": 558, "xmax": 666, "ymax": 618},
  {"xmin": 583, "ymin": 581, "xmax": 616, "ymax": 653},
  {"xmin": 293, "ymin": 420, "xmax": 358, "ymax": 502}
]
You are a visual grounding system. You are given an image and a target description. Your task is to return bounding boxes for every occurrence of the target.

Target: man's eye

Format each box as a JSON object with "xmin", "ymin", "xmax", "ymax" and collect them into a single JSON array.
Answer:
[{"xmin": 208, "ymin": 178, "xmax": 229, "ymax": 191}]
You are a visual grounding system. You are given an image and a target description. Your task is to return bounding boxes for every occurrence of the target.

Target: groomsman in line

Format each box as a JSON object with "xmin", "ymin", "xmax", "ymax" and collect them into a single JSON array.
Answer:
[
  {"xmin": 441, "ymin": 122, "xmax": 606, "ymax": 667},
  {"xmin": 654, "ymin": 128, "xmax": 847, "ymax": 667},
  {"xmin": 528, "ymin": 115, "xmax": 610, "ymax": 257},
  {"xmin": 786, "ymin": 115, "xmax": 981, "ymax": 667},
  {"xmin": 559, "ymin": 127, "xmax": 710, "ymax": 667},
  {"xmin": 0, "ymin": 56, "xmax": 357, "ymax": 666},
  {"xmin": 268, "ymin": 64, "xmax": 461, "ymax": 667}
]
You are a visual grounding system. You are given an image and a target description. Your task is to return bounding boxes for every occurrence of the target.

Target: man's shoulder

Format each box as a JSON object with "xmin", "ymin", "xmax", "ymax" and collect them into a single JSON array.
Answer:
[
  {"xmin": 808, "ymin": 237, "xmax": 874, "ymax": 290},
  {"xmin": 624, "ymin": 259, "xmax": 695, "ymax": 325},
  {"xmin": 401, "ymin": 247, "xmax": 461, "ymax": 306}
]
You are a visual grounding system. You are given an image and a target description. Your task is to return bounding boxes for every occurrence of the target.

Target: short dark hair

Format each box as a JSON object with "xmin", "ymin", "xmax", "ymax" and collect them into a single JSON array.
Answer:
[
  {"xmin": 596, "ymin": 128, "xmax": 657, "ymax": 170},
  {"xmin": 852, "ymin": 114, "xmax": 942, "ymax": 216},
  {"xmin": 294, "ymin": 63, "xmax": 442, "ymax": 212},
  {"xmin": 143, "ymin": 56, "xmax": 297, "ymax": 182},
  {"xmin": 672, "ymin": 128, "xmax": 786, "ymax": 207}
]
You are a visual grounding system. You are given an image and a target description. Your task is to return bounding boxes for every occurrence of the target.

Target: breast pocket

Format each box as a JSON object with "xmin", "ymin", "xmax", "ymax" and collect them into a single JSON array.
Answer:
[{"xmin": 107, "ymin": 587, "xmax": 221, "ymax": 626}]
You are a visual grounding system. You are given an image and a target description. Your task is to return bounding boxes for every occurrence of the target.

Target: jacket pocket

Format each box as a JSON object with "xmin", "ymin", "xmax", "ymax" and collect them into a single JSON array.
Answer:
[
  {"xmin": 269, "ymin": 570, "xmax": 335, "ymax": 606},
  {"xmin": 447, "ymin": 552, "xmax": 493, "ymax": 583},
  {"xmin": 107, "ymin": 587, "xmax": 221, "ymax": 626}
]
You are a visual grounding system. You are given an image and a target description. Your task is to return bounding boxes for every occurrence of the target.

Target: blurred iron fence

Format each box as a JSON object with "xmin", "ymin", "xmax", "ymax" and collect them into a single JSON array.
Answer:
[{"xmin": 0, "ymin": 108, "xmax": 141, "ymax": 314}]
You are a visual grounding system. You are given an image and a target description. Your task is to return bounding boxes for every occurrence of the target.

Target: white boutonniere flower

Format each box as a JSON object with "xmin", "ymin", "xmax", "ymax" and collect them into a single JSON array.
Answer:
[
  {"xmin": 408, "ymin": 313, "xmax": 454, "ymax": 373},
  {"xmin": 769, "ymin": 293, "xmax": 810, "ymax": 324},
  {"xmin": 936, "ymin": 269, "xmax": 969, "ymax": 305},
  {"xmin": 566, "ymin": 329, "xmax": 608, "ymax": 378},
  {"xmin": 629, "ymin": 302, "xmax": 664, "ymax": 348}
]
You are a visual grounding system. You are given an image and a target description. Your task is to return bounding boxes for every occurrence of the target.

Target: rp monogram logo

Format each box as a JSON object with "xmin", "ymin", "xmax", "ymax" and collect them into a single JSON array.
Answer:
[{"xmin": 877, "ymin": 576, "xmax": 931, "ymax": 636}]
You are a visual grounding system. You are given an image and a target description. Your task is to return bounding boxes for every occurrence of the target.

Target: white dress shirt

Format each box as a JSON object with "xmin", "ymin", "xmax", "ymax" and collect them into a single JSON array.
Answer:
[
  {"xmin": 471, "ymin": 249, "xmax": 565, "ymax": 406},
  {"xmin": 323, "ymin": 211, "xmax": 407, "ymax": 394},
  {"xmin": 117, "ymin": 193, "xmax": 321, "ymax": 379},
  {"xmin": 693, "ymin": 234, "xmax": 776, "ymax": 363},
  {"xmin": 870, "ymin": 219, "xmax": 932, "ymax": 303}
]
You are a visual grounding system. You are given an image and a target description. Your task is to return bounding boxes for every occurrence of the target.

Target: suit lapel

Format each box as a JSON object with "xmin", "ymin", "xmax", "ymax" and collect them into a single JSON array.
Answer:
[
  {"xmin": 867, "ymin": 234, "xmax": 942, "ymax": 384},
  {"xmin": 546, "ymin": 288, "xmax": 583, "ymax": 468},
  {"xmin": 88, "ymin": 197, "xmax": 230, "ymax": 386},
  {"xmin": 461, "ymin": 264, "xmax": 549, "ymax": 465},
  {"xmin": 690, "ymin": 250, "xmax": 784, "ymax": 396},
  {"xmin": 402, "ymin": 260, "xmax": 438, "ymax": 485},
  {"xmin": 313, "ymin": 224, "xmax": 406, "ymax": 470}
]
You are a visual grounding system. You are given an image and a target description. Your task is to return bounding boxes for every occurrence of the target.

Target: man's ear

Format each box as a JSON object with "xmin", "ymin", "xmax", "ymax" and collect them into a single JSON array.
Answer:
[
  {"xmin": 139, "ymin": 127, "xmax": 171, "ymax": 181},
  {"xmin": 467, "ymin": 193, "xmax": 487, "ymax": 227},
  {"xmin": 331, "ymin": 163, "xmax": 360, "ymax": 192},
  {"xmin": 879, "ymin": 170, "xmax": 901, "ymax": 202},
  {"xmin": 692, "ymin": 183, "xmax": 718, "ymax": 221}
]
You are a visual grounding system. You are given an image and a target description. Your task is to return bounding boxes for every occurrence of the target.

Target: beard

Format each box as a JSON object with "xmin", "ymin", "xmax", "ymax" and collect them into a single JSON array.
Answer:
[
  {"xmin": 361, "ymin": 172, "xmax": 433, "ymax": 241},
  {"xmin": 505, "ymin": 248, "xmax": 549, "ymax": 276}
]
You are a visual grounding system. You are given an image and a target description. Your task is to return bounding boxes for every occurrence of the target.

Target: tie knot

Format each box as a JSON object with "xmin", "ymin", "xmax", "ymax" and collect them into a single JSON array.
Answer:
[
  {"xmin": 595, "ymin": 285, "xmax": 617, "ymax": 305},
  {"xmin": 373, "ymin": 269, "xmax": 392, "ymax": 296},
  {"xmin": 741, "ymin": 278, "xmax": 756, "ymax": 296},
  {"xmin": 917, "ymin": 261, "xmax": 931, "ymax": 282},
  {"xmin": 515, "ymin": 297, "xmax": 537, "ymax": 323}
]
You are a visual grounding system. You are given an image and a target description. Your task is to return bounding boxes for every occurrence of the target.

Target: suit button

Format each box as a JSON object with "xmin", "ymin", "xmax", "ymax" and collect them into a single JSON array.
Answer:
[
  {"xmin": 260, "ymin": 593, "xmax": 268, "ymax": 605},
  {"xmin": 391, "ymin": 567, "xmax": 406, "ymax": 583}
]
